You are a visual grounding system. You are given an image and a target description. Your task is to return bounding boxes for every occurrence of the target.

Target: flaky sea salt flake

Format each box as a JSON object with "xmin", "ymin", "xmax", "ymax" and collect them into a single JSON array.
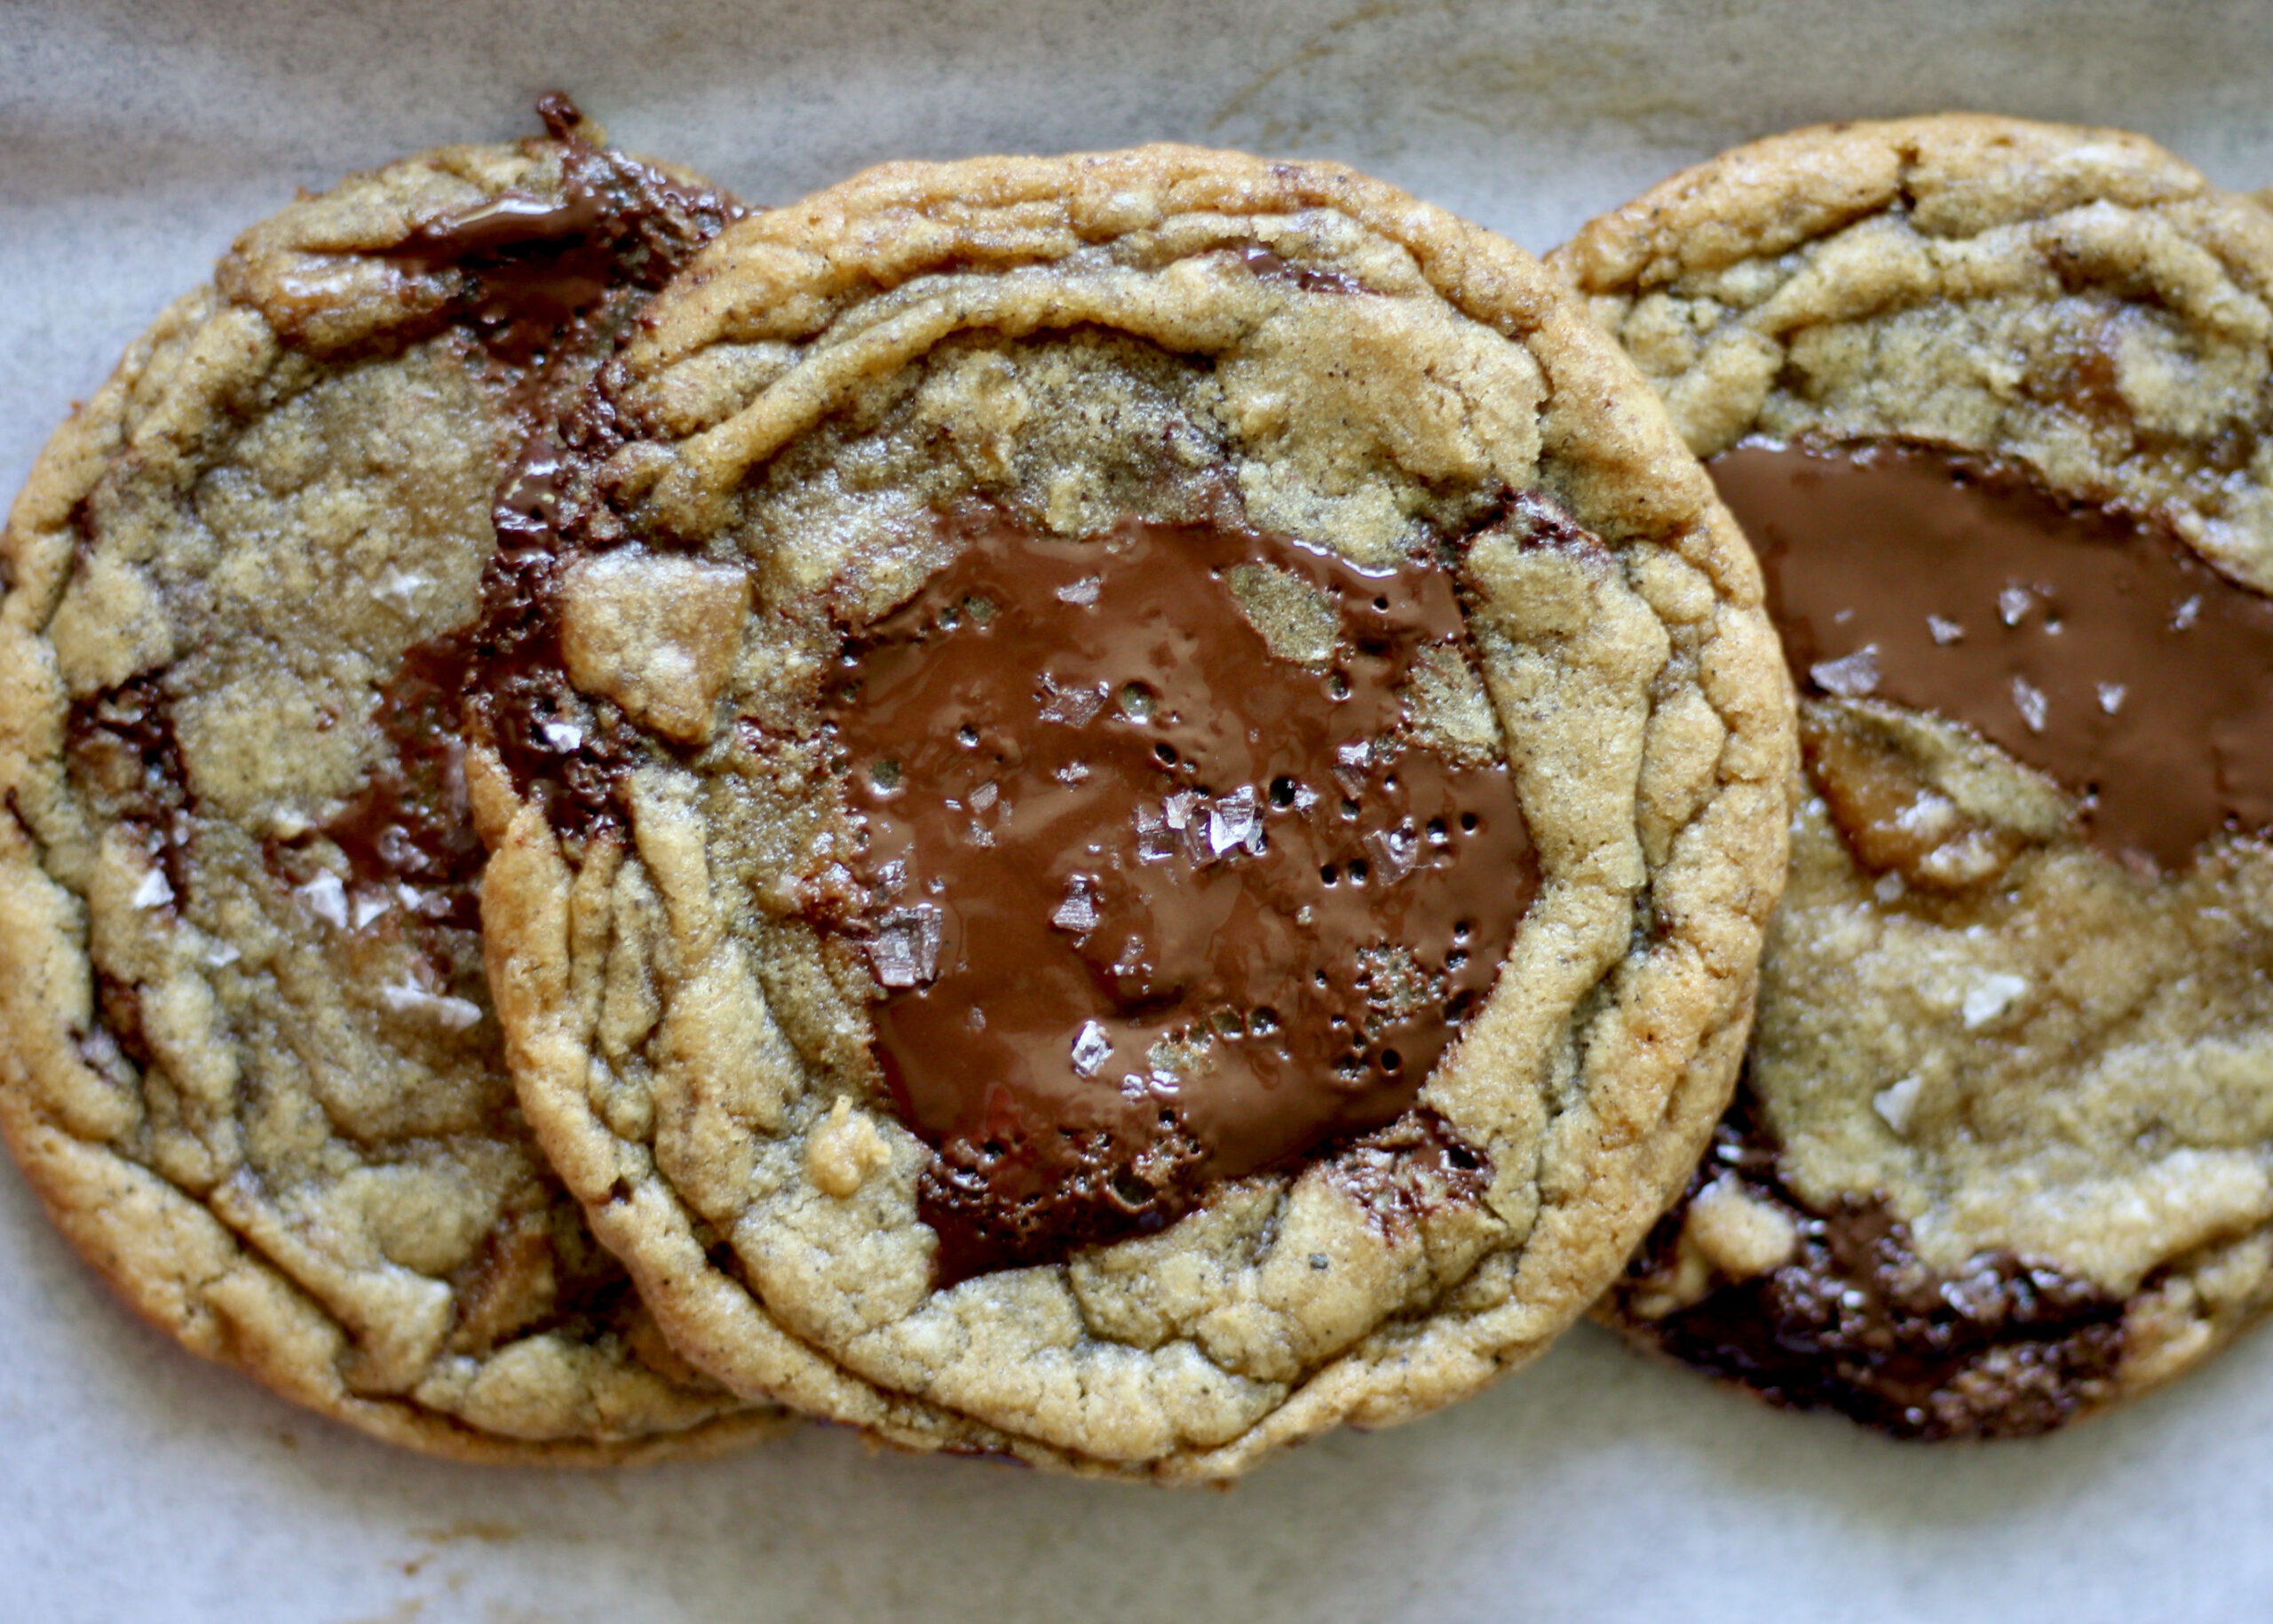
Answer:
[
  {"xmin": 1962, "ymin": 972, "xmax": 2029, "ymax": 1029},
  {"xmin": 2011, "ymin": 677, "xmax": 2048, "ymax": 733},
  {"xmin": 867, "ymin": 905, "xmax": 944, "ymax": 988},
  {"xmin": 380, "ymin": 981, "xmax": 483, "ymax": 1031},
  {"xmin": 1363, "ymin": 822, "xmax": 1421, "ymax": 883},
  {"xmin": 1038, "ymin": 674, "xmax": 1106, "ymax": 726},
  {"xmin": 1050, "ymin": 875, "xmax": 1100, "ymax": 934},
  {"xmin": 295, "ymin": 872, "xmax": 349, "ymax": 929},
  {"xmin": 1070, "ymin": 1020, "xmax": 1113, "ymax": 1078},
  {"xmin": 1809, "ymin": 646, "xmax": 1880, "ymax": 698},
  {"xmin": 1334, "ymin": 739, "xmax": 1372, "ymax": 796},
  {"xmin": 1135, "ymin": 804, "xmax": 1176, "ymax": 863},
  {"xmin": 374, "ymin": 568, "xmax": 430, "ymax": 614},
  {"xmin": 1208, "ymin": 785, "xmax": 1260, "ymax": 859},
  {"xmin": 1873, "ymin": 1076, "xmax": 1924, "ymax": 1136}
]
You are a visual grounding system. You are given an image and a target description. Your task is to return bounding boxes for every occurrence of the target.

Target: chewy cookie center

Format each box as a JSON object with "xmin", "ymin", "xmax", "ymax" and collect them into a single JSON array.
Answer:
[
  {"xmin": 824, "ymin": 506, "xmax": 1532, "ymax": 1280},
  {"xmin": 1715, "ymin": 440, "xmax": 2273, "ymax": 870}
]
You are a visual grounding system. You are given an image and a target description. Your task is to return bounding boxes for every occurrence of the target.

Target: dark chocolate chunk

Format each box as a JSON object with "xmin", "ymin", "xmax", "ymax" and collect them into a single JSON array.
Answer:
[
  {"xmin": 1614, "ymin": 1096, "xmax": 2127, "ymax": 1441},
  {"xmin": 66, "ymin": 674, "xmax": 193, "ymax": 912},
  {"xmin": 1237, "ymin": 242, "xmax": 1366, "ymax": 297},
  {"xmin": 384, "ymin": 94, "xmax": 739, "ymax": 372}
]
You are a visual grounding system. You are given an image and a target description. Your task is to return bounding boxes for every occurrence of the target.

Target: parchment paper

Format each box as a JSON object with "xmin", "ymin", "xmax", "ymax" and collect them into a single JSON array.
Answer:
[{"xmin": 6, "ymin": 4, "xmax": 2273, "ymax": 1619}]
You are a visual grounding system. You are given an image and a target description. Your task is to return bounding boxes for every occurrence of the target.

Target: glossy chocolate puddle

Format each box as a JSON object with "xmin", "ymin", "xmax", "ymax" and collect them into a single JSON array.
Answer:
[
  {"xmin": 1712, "ymin": 440, "xmax": 2273, "ymax": 867},
  {"xmin": 825, "ymin": 506, "xmax": 1534, "ymax": 1279}
]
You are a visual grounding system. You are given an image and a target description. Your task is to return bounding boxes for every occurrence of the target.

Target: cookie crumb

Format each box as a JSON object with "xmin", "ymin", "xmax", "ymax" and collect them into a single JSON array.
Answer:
[
  {"xmin": 1685, "ymin": 1176, "xmax": 1798, "ymax": 1280},
  {"xmin": 807, "ymin": 1097, "xmax": 890, "ymax": 1198}
]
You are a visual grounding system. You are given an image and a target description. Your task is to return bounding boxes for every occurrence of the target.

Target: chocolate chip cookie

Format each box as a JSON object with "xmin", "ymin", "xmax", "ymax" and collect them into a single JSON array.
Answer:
[
  {"xmin": 0, "ymin": 103, "xmax": 789, "ymax": 1459},
  {"xmin": 1554, "ymin": 115, "xmax": 2273, "ymax": 1437},
  {"xmin": 468, "ymin": 146, "xmax": 1794, "ymax": 1477}
]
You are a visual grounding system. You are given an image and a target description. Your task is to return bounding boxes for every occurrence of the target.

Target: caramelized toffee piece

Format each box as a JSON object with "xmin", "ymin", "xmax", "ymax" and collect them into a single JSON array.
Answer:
[
  {"xmin": 824, "ymin": 510, "xmax": 1533, "ymax": 1279},
  {"xmin": 1620, "ymin": 1105, "xmax": 2127, "ymax": 1440},
  {"xmin": 1712, "ymin": 440, "xmax": 2273, "ymax": 867}
]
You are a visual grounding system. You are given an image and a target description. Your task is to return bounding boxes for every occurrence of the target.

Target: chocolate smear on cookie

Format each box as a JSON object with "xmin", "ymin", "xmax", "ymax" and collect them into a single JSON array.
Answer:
[
  {"xmin": 313, "ymin": 631, "xmax": 487, "ymax": 931},
  {"xmin": 1614, "ymin": 1097, "xmax": 2127, "ymax": 1441},
  {"xmin": 461, "ymin": 110, "xmax": 749, "ymax": 842},
  {"xmin": 268, "ymin": 100, "xmax": 741, "ymax": 938},
  {"xmin": 385, "ymin": 94, "xmax": 739, "ymax": 371},
  {"xmin": 66, "ymin": 674, "xmax": 194, "ymax": 915}
]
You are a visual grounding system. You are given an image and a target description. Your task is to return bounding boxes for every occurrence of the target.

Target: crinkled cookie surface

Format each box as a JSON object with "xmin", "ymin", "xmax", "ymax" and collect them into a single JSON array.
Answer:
[
  {"xmin": 1555, "ymin": 115, "xmax": 2273, "ymax": 1437},
  {"xmin": 471, "ymin": 145, "xmax": 1794, "ymax": 1478},
  {"xmin": 0, "ymin": 108, "xmax": 789, "ymax": 1461}
]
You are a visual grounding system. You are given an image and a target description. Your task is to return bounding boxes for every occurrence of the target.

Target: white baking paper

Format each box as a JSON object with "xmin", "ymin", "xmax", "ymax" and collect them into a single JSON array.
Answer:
[{"xmin": 6, "ymin": 3, "xmax": 2273, "ymax": 1619}]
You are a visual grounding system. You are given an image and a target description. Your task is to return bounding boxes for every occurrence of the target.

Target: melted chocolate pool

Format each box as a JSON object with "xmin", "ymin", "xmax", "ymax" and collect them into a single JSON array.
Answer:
[
  {"xmin": 825, "ymin": 507, "xmax": 1535, "ymax": 1279},
  {"xmin": 1712, "ymin": 440, "xmax": 2273, "ymax": 867}
]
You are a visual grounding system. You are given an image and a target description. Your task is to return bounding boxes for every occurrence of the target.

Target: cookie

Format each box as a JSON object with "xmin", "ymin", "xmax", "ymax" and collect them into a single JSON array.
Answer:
[
  {"xmin": 0, "ymin": 102, "xmax": 791, "ymax": 1460},
  {"xmin": 467, "ymin": 146, "xmax": 1794, "ymax": 1477},
  {"xmin": 1553, "ymin": 115, "xmax": 2273, "ymax": 1437}
]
